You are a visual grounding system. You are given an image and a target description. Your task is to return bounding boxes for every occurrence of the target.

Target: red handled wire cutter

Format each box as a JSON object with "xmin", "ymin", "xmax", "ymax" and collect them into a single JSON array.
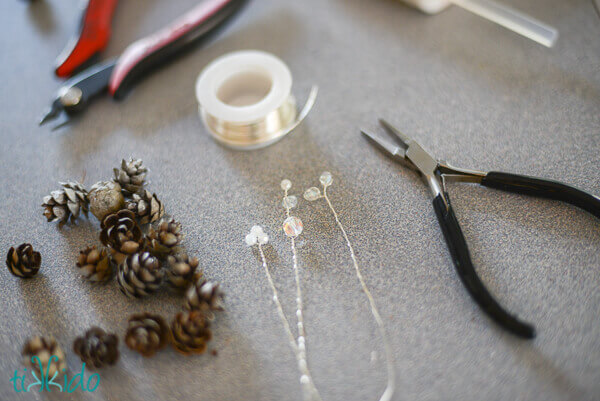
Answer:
[{"xmin": 41, "ymin": 0, "xmax": 247, "ymax": 128}]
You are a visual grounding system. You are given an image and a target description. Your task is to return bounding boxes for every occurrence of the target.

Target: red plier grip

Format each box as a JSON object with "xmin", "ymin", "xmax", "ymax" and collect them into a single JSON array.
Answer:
[
  {"xmin": 55, "ymin": 0, "xmax": 119, "ymax": 78},
  {"xmin": 108, "ymin": 0, "xmax": 238, "ymax": 98}
]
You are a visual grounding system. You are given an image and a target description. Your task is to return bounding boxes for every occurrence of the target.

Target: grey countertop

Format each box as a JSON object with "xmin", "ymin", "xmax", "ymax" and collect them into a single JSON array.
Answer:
[{"xmin": 1, "ymin": 0, "xmax": 599, "ymax": 400}]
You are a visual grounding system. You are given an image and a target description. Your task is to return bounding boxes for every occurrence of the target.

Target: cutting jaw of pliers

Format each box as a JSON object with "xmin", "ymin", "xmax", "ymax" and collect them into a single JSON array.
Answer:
[
  {"xmin": 40, "ymin": 61, "xmax": 116, "ymax": 129},
  {"xmin": 362, "ymin": 119, "xmax": 600, "ymax": 339}
]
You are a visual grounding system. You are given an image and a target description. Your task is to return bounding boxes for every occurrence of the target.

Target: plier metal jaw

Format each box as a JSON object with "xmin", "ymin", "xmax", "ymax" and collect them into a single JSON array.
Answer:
[
  {"xmin": 40, "ymin": 61, "xmax": 116, "ymax": 129},
  {"xmin": 362, "ymin": 119, "xmax": 600, "ymax": 339},
  {"xmin": 363, "ymin": 119, "xmax": 486, "ymax": 208}
]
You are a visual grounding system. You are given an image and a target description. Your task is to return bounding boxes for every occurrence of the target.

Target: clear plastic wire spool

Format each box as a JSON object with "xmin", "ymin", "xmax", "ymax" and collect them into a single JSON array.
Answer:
[{"xmin": 196, "ymin": 50, "xmax": 318, "ymax": 150}]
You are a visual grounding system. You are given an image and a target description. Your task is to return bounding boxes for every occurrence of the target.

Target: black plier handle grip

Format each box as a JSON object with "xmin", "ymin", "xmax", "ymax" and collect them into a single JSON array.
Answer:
[
  {"xmin": 435, "ymin": 170, "xmax": 600, "ymax": 338},
  {"xmin": 363, "ymin": 119, "xmax": 600, "ymax": 339}
]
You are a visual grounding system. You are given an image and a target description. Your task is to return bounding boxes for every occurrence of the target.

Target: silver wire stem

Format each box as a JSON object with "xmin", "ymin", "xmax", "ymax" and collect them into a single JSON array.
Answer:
[{"xmin": 322, "ymin": 186, "xmax": 396, "ymax": 401}]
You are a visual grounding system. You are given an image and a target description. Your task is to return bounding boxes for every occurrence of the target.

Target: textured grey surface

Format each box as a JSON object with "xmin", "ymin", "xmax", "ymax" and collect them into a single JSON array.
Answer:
[{"xmin": 1, "ymin": 0, "xmax": 599, "ymax": 400}]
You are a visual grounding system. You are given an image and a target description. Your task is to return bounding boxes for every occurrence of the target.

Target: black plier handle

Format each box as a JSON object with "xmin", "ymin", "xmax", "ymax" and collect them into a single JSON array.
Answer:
[
  {"xmin": 481, "ymin": 172, "xmax": 600, "ymax": 219},
  {"xmin": 363, "ymin": 119, "xmax": 600, "ymax": 339}
]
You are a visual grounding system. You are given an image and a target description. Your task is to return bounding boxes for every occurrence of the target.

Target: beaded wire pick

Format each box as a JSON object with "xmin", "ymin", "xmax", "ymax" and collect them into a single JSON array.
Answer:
[
  {"xmin": 245, "ymin": 219, "xmax": 321, "ymax": 401},
  {"xmin": 280, "ymin": 179, "xmax": 322, "ymax": 401},
  {"xmin": 304, "ymin": 172, "xmax": 396, "ymax": 401}
]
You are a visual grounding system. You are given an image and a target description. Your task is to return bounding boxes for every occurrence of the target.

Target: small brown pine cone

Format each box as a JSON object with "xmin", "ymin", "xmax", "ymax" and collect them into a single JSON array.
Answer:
[
  {"xmin": 147, "ymin": 218, "xmax": 183, "ymax": 258},
  {"xmin": 88, "ymin": 181, "xmax": 125, "ymax": 222},
  {"xmin": 76, "ymin": 246, "xmax": 114, "ymax": 282},
  {"xmin": 125, "ymin": 190, "xmax": 164, "ymax": 225},
  {"xmin": 42, "ymin": 181, "xmax": 89, "ymax": 226},
  {"xmin": 125, "ymin": 313, "xmax": 170, "ymax": 357},
  {"xmin": 6, "ymin": 243, "xmax": 41, "ymax": 278},
  {"xmin": 73, "ymin": 327, "xmax": 119, "ymax": 369},
  {"xmin": 184, "ymin": 275, "xmax": 224, "ymax": 313},
  {"xmin": 166, "ymin": 253, "xmax": 199, "ymax": 289},
  {"xmin": 117, "ymin": 252, "xmax": 163, "ymax": 298},
  {"xmin": 22, "ymin": 336, "xmax": 67, "ymax": 378},
  {"xmin": 100, "ymin": 209, "xmax": 143, "ymax": 264},
  {"xmin": 171, "ymin": 311, "xmax": 212, "ymax": 355},
  {"xmin": 113, "ymin": 158, "xmax": 147, "ymax": 195}
]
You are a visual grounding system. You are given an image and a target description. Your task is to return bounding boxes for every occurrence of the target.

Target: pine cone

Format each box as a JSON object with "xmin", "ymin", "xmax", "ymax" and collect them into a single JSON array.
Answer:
[
  {"xmin": 166, "ymin": 253, "xmax": 199, "ymax": 289},
  {"xmin": 147, "ymin": 218, "xmax": 183, "ymax": 258},
  {"xmin": 73, "ymin": 327, "xmax": 119, "ymax": 369},
  {"xmin": 42, "ymin": 181, "xmax": 89, "ymax": 226},
  {"xmin": 100, "ymin": 210, "xmax": 143, "ymax": 264},
  {"xmin": 113, "ymin": 158, "xmax": 147, "ymax": 195},
  {"xmin": 89, "ymin": 181, "xmax": 125, "ymax": 222},
  {"xmin": 171, "ymin": 311, "xmax": 212, "ymax": 355},
  {"xmin": 184, "ymin": 275, "xmax": 224, "ymax": 312},
  {"xmin": 117, "ymin": 252, "xmax": 163, "ymax": 298},
  {"xmin": 125, "ymin": 313, "xmax": 170, "ymax": 357},
  {"xmin": 22, "ymin": 336, "xmax": 67, "ymax": 378},
  {"xmin": 76, "ymin": 246, "xmax": 114, "ymax": 282},
  {"xmin": 126, "ymin": 190, "xmax": 164, "ymax": 225},
  {"xmin": 6, "ymin": 243, "xmax": 41, "ymax": 278}
]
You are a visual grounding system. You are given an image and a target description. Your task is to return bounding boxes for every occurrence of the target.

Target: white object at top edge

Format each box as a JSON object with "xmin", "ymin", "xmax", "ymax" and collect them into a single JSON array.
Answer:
[
  {"xmin": 195, "ymin": 50, "xmax": 293, "ymax": 124},
  {"xmin": 401, "ymin": 0, "xmax": 451, "ymax": 14}
]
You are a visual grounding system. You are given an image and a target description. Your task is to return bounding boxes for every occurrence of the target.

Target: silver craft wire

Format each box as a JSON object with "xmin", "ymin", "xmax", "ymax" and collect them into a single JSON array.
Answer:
[{"xmin": 304, "ymin": 172, "xmax": 396, "ymax": 401}]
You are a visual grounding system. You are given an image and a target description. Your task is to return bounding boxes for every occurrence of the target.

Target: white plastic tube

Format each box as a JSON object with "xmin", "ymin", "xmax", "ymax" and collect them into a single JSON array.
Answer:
[{"xmin": 400, "ymin": 0, "xmax": 558, "ymax": 47}]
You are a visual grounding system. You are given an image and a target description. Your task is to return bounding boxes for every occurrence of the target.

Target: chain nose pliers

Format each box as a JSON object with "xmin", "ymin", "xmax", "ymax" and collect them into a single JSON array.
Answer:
[{"xmin": 362, "ymin": 119, "xmax": 600, "ymax": 339}]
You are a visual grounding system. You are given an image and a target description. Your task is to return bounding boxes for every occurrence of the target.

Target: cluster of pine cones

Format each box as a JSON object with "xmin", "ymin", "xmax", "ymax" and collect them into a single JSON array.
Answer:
[
  {"xmin": 22, "ymin": 302, "xmax": 223, "ymax": 375},
  {"xmin": 21, "ymin": 306, "xmax": 218, "ymax": 377},
  {"xmin": 34, "ymin": 158, "xmax": 225, "ymax": 363},
  {"xmin": 42, "ymin": 158, "xmax": 223, "ymax": 305}
]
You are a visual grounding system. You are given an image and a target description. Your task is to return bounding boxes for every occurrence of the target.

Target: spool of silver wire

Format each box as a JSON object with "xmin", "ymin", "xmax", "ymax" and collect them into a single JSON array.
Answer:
[{"xmin": 196, "ymin": 50, "xmax": 318, "ymax": 150}]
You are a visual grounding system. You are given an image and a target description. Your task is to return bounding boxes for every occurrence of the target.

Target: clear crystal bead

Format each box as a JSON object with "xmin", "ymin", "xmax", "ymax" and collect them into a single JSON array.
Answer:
[
  {"xmin": 319, "ymin": 171, "xmax": 333, "ymax": 187},
  {"xmin": 282, "ymin": 195, "xmax": 298, "ymax": 209},
  {"xmin": 251, "ymin": 225, "xmax": 263, "ymax": 236},
  {"xmin": 280, "ymin": 179, "xmax": 292, "ymax": 191},
  {"xmin": 245, "ymin": 233, "xmax": 257, "ymax": 246},
  {"xmin": 283, "ymin": 216, "xmax": 303, "ymax": 237},
  {"xmin": 257, "ymin": 232, "xmax": 269, "ymax": 245},
  {"xmin": 303, "ymin": 187, "xmax": 321, "ymax": 201}
]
